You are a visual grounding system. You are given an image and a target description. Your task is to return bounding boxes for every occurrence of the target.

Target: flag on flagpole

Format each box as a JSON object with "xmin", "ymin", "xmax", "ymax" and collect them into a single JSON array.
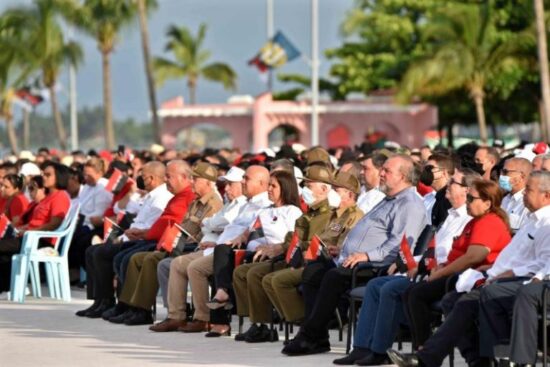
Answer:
[
  {"xmin": 156, "ymin": 222, "xmax": 183, "ymax": 252},
  {"xmin": 105, "ymin": 168, "xmax": 129, "ymax": 194},
  {"xmin": 396, "ymin": 234, "xmax": 417, "ymax": 273},
  {"xmin": 248, "ymin": 31, "xmax": 301, "ymax": 73}
]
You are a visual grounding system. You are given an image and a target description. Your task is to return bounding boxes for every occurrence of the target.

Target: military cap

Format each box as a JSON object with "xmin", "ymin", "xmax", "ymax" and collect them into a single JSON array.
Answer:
[
  {"xmin": 305, "ymin": 147, "xmax": 330, "ymax": 165},
  {"xmin": 332, "ymin": 171, "xmax": 360, "ymax": 194},
  {"xmin": 192, "ymin": 162, "xmax": 218, "ymax": 182},
  {"xmin": 303, "ymin": 165, "xmax": 334, "ymax": 185}
]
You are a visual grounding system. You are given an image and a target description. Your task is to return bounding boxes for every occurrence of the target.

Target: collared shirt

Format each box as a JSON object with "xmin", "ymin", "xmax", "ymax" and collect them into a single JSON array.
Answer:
[
  {"xmin": 486, "ymin": 205, "xmax": 550, "ymax": 279},
  {"xmin": 216, "ymin": 191, "xmax": 272, "ymax": 245},
  {"xmin": 119, "ymin": 184, "xmax": 173, "ymax": 241},
  {"xmin": 356, "ymin": 187, "xmax": 385, "ymax": 215},
  {"xmin": 78, "ymin": 183, "xmax": 113, "ymax": 228},
  {"xmin": 423, "ymin": 191, "xmax": 437, "ymax": 225},
  {"xmin": 202, "ymin": 195, "xmax": 248, "ymax": 246},
  {"xmin": 501, "ymin": 189, "xmax": 529, "ymax": 231},
  {"xmin": 434, "ymin": 205, "xmax": 472, "ymax": 265},
  {"xmin": 246, "ymin": 204, "xmax": 303, "ymax": 251},
  {"xmin": 338, "ymin": 186, "xmax": 427, "ymax": 266}
]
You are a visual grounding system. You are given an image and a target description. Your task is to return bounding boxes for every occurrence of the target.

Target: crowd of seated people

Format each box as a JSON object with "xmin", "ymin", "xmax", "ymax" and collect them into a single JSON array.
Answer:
[{"xmin": 2, "ymin": 139, "xmax": 550, "ymax": 366}]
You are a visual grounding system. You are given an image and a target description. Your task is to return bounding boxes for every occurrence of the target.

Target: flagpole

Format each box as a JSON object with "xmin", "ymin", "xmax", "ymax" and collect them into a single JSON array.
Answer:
[
  {"xmin": 67, "ymin": 25, "xmax": 78, "ymax": 151},
  {"xmin": 267, "ymin": 0, "xmax": 274, "ymax": 92},
  {"xmin": 310, "ymin": 0, "xmax": 320, "ymax": 147}
]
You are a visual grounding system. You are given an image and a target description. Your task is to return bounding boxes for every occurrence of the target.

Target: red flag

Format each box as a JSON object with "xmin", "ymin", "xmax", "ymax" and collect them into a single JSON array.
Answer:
[
  {"xmin": 105, "ymin": 168, "xmax": 128, "ymax": 194},
  {"xmin": 304, "ymin": 235, "xmax": 321, "ymax": 261},
  {"xmin": 156, "ymin": 223, "xmax": 183, "ymax": 252},
  {"xmin": 116, "ymin": 211, "xmax": 125, "ymax": 224},
  {"xmin": 234, "ymin": 249, "xmax": 247, "ymax": 267},
  {"xmin": 398, "ymin": 234, "xmax": 417, "ymax": 271},
  {"xmin": 285, "ymin": 232, "xmax": 299, "ymax": 264}
]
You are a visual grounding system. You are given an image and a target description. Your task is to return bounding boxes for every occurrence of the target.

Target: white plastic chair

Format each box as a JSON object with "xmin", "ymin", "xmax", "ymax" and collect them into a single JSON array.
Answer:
[{"xmin": 9, "ymin": 204, "xmax": 80, "ymax": 303}]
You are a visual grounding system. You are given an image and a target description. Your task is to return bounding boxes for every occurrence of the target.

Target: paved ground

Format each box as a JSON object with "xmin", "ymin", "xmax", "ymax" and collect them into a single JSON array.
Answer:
[{"xmin": 0, "ymin": 287, "xmax": 467, "ymax": 367}]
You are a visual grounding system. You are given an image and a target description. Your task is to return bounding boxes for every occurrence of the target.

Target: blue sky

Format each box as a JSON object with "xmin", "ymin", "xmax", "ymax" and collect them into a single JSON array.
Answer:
[{"xmin": 1, "ymin": 0, "xmax": 353, "ymax": 120}]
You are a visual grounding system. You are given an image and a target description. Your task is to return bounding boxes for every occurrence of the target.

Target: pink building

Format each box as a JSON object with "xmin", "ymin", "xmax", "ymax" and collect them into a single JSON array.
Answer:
[{"xmin": 159, "ymin": 93, "xmax": 437, "ymax": 151}]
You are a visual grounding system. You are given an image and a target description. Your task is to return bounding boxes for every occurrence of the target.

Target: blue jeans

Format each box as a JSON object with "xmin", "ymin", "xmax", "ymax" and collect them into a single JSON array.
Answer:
[
  {"xmin": 354, "ymin": 275, "xmax": 410, "ymax": 353},
  {"xmin": 113, "ymin": 240, "xmax": 156, "ymax": 285}
]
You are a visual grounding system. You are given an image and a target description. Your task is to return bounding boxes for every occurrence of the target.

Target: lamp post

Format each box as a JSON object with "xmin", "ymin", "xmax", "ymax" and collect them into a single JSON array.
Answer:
[{"xmin": 310, "ymin": 0, "xmax": 319, "ymax": 146}]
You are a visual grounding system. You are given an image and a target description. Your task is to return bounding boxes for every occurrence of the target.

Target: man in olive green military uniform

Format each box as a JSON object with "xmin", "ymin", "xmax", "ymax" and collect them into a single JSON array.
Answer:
[
  {"xmin": 262, "ymin": 170, "xmax": 364, "ymax": 324},
  {"xmin": 233, "ymin": 165, "xmax": 334, "ymax": 342},
  {"xmin": 115, "ymin": 162, "xmax": 223, "ymax": 325}
]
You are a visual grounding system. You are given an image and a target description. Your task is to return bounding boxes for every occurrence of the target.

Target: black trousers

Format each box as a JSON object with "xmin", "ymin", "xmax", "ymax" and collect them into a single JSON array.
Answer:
[
  {"xmin": 69, "ymin": 223, "xmax": 102, "ymax": 270},
  {"xmin": 0, "ymin": 237, "xmax": 49, "ymax": 292},
  {"xmin": 301, "ymin": 266, "xmax": 375, "ymax": 341},
  {"xmin": 301, "ymin": 259, "xmax": 336, "ymax": 317},
  {"xmin": 212, "ymin": 245, "xmax": 254, "ymax": 291},
  {"xmin": 402, "ymin": 275, "xmax": 456, "ymax": 348}
]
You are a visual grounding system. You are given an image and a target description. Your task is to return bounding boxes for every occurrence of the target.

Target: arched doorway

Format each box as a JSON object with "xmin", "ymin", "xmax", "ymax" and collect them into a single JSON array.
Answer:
[
  {"xmin": 268, "ymin": 124, "xmax": 300, "ymax": 148},
  {"xmin": 176, "ymin": 123, "xmax": 233, "ymax": 150}
]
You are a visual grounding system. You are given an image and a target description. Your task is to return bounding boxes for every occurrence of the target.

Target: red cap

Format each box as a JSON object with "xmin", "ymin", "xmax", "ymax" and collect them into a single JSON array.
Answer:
[{"xmin": 533, "ymin": 142, "xmax": 548, "ymax": 155}]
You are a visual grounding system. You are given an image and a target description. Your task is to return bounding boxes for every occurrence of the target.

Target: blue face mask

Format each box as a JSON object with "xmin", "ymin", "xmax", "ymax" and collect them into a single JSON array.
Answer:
[
  {"xmin": 498, "ymin": 175, "xmax": 512, "ymax": 192},
  {"xmin": 301, "ymin": 186, "xmax": 316, "ymax": 206}
]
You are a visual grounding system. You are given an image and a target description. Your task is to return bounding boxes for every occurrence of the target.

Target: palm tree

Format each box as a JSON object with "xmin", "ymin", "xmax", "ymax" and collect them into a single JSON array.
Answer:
[
  {"xmin": 65, "ymin": 0, "xmax": 136, "ymax": 150},
  {"xmin": 3, "ymin": 0, "xmax": 83, "ymax": 151},
  {"xmin": 398, "ymin": 3, "xmax": 533, "ymax": 144},
  {"xmin": 134, "ymin": 0, "xmax": 161, "ymax": 144},
  {"xmin": 153, "ymin": 23, "xmax": 237, "ymax": 105}
]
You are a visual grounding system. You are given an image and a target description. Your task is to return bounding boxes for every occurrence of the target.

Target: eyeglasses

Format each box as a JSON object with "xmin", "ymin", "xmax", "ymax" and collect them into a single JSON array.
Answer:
[
  {"xmin": 466, "ymin": 194, "xmax": 482, "ymax": 203},
  {"xmin": 501, "ymin": 168, "xmax": 520, "ymax": 176},
  {"xmin": 449, "ymin": 178, "xmax": 467, "ymax": 187}
]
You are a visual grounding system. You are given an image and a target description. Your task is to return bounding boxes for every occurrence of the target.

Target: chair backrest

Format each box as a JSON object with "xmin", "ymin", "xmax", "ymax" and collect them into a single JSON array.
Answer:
[
  {"xmin": 412, "ymin": 224, "xmax": 435, "ymax": 256},
  {"xmin": 56, "ymin": 204, "xmax": 81, "ymax": 258}
]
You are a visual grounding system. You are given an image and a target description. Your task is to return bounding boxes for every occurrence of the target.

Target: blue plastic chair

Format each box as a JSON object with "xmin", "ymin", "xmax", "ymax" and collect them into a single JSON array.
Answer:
[{"xmin": 9, "ymin": 203, "xmax": 80, "ymax": 303}]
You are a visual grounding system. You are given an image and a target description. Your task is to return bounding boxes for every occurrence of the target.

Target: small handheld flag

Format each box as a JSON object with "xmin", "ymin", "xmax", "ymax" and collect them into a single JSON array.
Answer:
[
  {"xmin": 396, "ymin": 234, "xmax": 417, "ymax": 273},
  {"xmin": 156, "ymin": 223, "xmax": 183, "ymax": 252},
  {"xmin": 105, "ymin": 168, "xmax": 129, "ymax": 194}
]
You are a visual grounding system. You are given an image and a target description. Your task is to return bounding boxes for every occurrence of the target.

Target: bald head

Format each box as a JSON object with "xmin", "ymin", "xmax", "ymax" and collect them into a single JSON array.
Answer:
[
  {"xmin": 165, "ymin": 159, "xmax": 193, "ymax": 194},
  {"xmin": 243, "ymin": 165, "xmax": 270, "ymax": 199},
  {"xmin": 141, "ymin": 161, "xmax": 166, "ymax": 191}
]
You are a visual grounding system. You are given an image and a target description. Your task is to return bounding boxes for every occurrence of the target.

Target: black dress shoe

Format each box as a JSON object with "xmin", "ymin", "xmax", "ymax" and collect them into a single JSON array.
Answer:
[
  {"xmin": 281, "ymin": 333, "xmax": 330, "ymax": 356},
  {"xmin": 75, "ymin": 300, "xmax": 100, "ymax": 317},
  {"xmin": 86, "ymin": 299, "xmax": 115, "ymax": 318},
  {"xmin": 102, "ymin": 303, "xmax": 127, "ymax": 321},
  {"xmin": 235, "ymin": 323, "xmax": 260, "ymax": 341},
  {"xmin": 356, "ymin": 352, "xmax": 391, "ymax": 366},
  {"xmin": 387, "ymin": 349, "xmax": 420, "ymax": 367},
  {"xmin": 124, "ymin": 309, "xmax": 153, "ymax": 326},
  {"xmin": 109, "ymin": 309, "xmax": 134, "ymax": 324},
  {"xmin": 245, "ymin": 324, "xmax": 279, "ymax": 343},
  {"xmin": 333, "ymin": 348, "xmax": 371, "ymax": 365}
]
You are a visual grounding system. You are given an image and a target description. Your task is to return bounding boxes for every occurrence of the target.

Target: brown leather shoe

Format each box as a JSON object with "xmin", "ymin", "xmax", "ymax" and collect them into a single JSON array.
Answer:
[
  {"xmin": 178, "ymin": 320, "xmax": 209, "ymax": 333},
  {"xmin": 149, "ymin": 318, "xmax": 187, "ymax": 332}
]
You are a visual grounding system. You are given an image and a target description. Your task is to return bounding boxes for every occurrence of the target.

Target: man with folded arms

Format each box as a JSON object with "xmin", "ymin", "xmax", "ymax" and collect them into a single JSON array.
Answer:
[
  {"xmin": 263, "ymin": 170, "xmax": 364, "ymax": 327},
  {"xmin": 150, "ymin": 166, "xmax": 247, "ymax": 333},
  {"xmin": 111, "ymin": 162, "xmax": 222, "ymax": 326},
  {"xmin": 75, "ymin": 161, "xmax": 172, "ymax": 318},
  {"xmin": 388, "ymin": 171, "xmax": 550, "ymax": 367},
  {"xmin": 282, "ymin": 154, "xmax": 427, "ymax": 356}
]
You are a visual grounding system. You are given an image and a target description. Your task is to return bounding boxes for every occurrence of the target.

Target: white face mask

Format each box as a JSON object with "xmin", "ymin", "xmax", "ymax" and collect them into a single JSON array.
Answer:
[
  {"xmin": 301, "ymin": 186, "xmax": 317, "ymax": 206},
  {"xmin": 328, "ymin": 189, "xmax": 341, "ymax": 208}
]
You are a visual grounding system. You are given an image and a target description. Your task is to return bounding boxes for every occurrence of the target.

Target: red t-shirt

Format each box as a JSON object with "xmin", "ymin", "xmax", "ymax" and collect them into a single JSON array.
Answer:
[
  {"xmin": 6, "ymin": 193, "xmax": 30, "ymax": 225},
  {"xmin": 27, "ymin": 190, "xmax": 71, "ymax": 230},
  {"xmin": 0, "ymin": 197, "xmax": 7, "ymax": 213},
  {"xmin": 446, "ymin": 212, "xmax": 510, "ymax": 265},
  {"xmin": 145, "ymin": 186, "xmax": 195, "ymax": 241}
]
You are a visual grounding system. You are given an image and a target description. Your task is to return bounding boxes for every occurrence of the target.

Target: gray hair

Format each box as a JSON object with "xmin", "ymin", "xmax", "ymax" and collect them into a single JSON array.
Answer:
[
  {"xmin": 166, "ymin": 159, "xmax": 192, "ymax": 178},
  {"xmin": 393, "ymin": 154, "xmax": 416, "ymax": 185},
  {"xmin": 456, "ymin": 167, "xmax": 482, "ymax": 187},
  {"xmin": 541, "ymin": 154, "xmax": 550, "ymax": 163},
  {"xmin": 530, "ymin": 171, "xmax": 550, "ymax": 192}
]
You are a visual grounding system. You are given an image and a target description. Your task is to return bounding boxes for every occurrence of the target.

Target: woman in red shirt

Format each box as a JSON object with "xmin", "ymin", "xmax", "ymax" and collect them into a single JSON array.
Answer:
[
  {"xmin": 0, "ymin": 161, "xmax": 71, "ymax": 292},
  {"xmin": 1, "ymin": 174, "xmax": 30, "ymax": 226},
  {"xmin": 20, "ymin": 176, "xmax": 47, "ymax": 226},
  {"xmin": 403, "ymin": 179, "xmax": 511, "ymax": 349}
]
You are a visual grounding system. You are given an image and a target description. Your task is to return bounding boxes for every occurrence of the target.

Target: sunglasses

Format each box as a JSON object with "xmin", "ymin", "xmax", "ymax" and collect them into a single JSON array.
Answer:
[
  {"xmin": 449, "ymin": 178, "xmax": 467, "ymax": 187},
  {"xmin": 466, "ymin": 194, "xmax": 482, "ymax": 203}
]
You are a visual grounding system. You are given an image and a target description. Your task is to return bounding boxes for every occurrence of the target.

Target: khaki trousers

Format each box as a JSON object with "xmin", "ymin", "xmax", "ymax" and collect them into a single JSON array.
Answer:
[
  {"xmin": 263, "ymin": 267, "xmax": 304, "ymax": 322},
  {"xmin": 233, "ymin": 261, "xmax": 285, "ymax": 323},
  {"xmin": 167, "ymin": 251, "xmax": 213, "ymax": 322},
  {"xmin": 119, "ymin": 250, "xmax": 166, "ymax": 310}
]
